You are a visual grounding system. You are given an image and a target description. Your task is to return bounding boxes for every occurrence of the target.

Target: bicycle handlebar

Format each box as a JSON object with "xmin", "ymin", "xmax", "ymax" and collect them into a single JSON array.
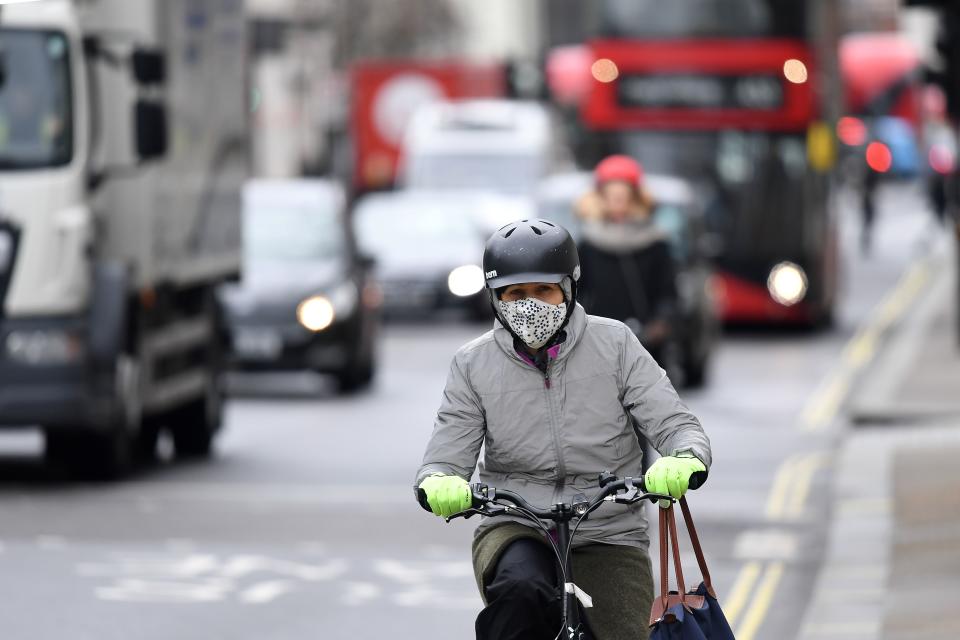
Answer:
[{"xmin": 443, "ymin": 473, "xmax": 673, "ymax": 523}]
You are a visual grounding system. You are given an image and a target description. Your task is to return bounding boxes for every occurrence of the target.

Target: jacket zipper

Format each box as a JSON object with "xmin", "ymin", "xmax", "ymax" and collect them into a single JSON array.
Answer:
[{"xmin": 543, "ymin": 359, "xmax": 566, "ymax": 502}]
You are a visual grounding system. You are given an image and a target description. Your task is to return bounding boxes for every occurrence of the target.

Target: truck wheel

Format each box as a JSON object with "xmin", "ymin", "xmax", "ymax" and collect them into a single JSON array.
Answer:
[
  {"xmin": 170, "ymin": 371, "xmax": 223, "ymax": 458},
  {"xmin": 45, "ymin": 428, "xmax": 133, "ymax": 481},
  {"xmin": 171, "ymin": 291, "xmax": 226, "ymax": 458}
]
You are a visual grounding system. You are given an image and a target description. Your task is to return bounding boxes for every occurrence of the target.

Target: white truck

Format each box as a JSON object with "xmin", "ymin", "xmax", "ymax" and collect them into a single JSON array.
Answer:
[{"xmin": 0, "ymin": 0, "xmax": 248, "ymax": 476}]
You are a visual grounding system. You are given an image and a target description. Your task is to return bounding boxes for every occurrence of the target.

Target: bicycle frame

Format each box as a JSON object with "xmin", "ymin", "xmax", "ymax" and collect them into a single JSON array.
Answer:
[{"xmin": 439, "ymin": 473, "xmax": 671, "ymax": 640}]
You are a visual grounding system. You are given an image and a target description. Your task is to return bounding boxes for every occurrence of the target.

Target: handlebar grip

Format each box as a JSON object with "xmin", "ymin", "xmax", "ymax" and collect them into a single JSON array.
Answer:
[
  {"xmin": 598, "ymin": 471, "xmax": 619, "ymax": 488},
  {"xmin": 688, "ymin": 470, "xmax": 708, "ymax": 491},
  {"xmin": 414, "ymin": 487, "xmax": 433, "ymax": 513}
]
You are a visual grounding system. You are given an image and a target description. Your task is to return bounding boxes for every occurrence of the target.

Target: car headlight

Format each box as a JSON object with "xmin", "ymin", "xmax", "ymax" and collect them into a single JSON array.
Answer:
[
  {"xmin": 767, "ymin": 262, "xmax": 808, "ymax": 306},
  {"xmin": 448, "ymin": 264, "xmax": 485, "ymax": 297},
  {"xmin": 5, "ymin": 329, "xmax": 84, "ymax": 364},
  {"xmin": 297, "ymin": 296, "xmax": 336, "ymax": 332}
]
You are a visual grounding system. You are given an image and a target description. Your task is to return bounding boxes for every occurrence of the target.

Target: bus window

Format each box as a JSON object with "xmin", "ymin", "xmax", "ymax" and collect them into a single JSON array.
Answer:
[{"xmin": 599, "ymin": 0, "xmax": 806, "ymax": 39}]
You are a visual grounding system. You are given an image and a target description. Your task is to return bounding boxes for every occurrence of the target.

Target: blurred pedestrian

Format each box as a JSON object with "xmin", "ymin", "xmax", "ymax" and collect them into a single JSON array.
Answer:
[
  {"xmin": 922, "ymin": 86, "xmax": 956, "ymax": 230},
  {"xmin": 861, "ymin": 164, "xmax": 879, "ymax": 255},
  {"xmin": 575, "ymin": 155, "xmax": 680, "ymax": 374},
  {"xmin": 415, "ymin": 220, "xmax": 712, "ymax": 640}
]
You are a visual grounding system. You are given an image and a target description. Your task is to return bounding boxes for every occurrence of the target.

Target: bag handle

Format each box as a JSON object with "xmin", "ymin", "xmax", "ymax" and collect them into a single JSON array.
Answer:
[
  {"xmin": 657, "ymin": 505, "xmax": 688, "ymax": 608},
  {"xmin": 679, "ymin": 496, "xmax": 717, "ymax": 598}
]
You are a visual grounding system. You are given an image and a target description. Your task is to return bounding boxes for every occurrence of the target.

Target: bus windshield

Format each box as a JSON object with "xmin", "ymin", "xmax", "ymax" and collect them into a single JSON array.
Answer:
[
  {"xmin": 0, "ymin": 29, "xmax": 73, "ymax": 169},
  {"xmin": 620, "ymin": 130, "xmax": 812, "ymax": 259},
  {"xmin": 599, "ymin": 0, "xmax": 807, "ymax": 39}
]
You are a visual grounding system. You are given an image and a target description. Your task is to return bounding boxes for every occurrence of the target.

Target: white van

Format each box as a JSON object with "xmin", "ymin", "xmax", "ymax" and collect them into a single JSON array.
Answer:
[{"xmin": 398, "ymin": 99, "xmax": 563, "ymax": 196}]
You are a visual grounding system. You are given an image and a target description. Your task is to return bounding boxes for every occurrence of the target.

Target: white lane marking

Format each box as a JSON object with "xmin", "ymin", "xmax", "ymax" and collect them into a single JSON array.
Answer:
[
  {"xmin": 79, "ymin": 552, "xmax": 350, "ymax": 605},
  {"xmin": 77, "ymin": 550, "xmax": 481, "ymax": 609},
  {"xmin": 96, "ymin": 579, "xmax": 230, "ymax": 603},
  {"xmin": 77, "ymin": 553, "xmax": 220, "ymax": 578},
  {"xmin": 238, "ymin": 580, "xmax": 294, "ymax": 604},
  {"xmin": 219, "ymin": 555, "xmax": 348, "ymax": 581},
  {"xmin": 342, "ymin": 581, "xmax": 382, "ymax": 606}
]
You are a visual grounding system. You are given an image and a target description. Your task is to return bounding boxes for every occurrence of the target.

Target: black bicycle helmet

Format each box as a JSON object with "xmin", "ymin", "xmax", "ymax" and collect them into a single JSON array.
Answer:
[
  {"xmin": 483, "ymin": 219, "xmax": 581, "ymax": 345},
  {"xmin": 483, "ymin": 219, "xmax": 580, "ymax": 290}
]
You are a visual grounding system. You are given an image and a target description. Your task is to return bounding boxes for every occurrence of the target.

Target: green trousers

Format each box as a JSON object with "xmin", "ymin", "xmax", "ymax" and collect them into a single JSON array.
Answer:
[{"xmin": 473, "ymin": 522, "xmax": 654, "ymax": 640}]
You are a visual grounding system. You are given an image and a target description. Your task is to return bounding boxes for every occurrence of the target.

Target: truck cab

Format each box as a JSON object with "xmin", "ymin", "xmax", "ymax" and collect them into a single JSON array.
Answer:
[{"xmin": 0, "ymin": 0, "xmax": 248, "ymax": 477}]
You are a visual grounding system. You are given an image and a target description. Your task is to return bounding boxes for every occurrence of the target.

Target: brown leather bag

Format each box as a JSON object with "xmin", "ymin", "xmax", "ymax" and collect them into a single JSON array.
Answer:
[{"xmin": 648, "ymin": 497, "xmax": 718, "ymax": 626}]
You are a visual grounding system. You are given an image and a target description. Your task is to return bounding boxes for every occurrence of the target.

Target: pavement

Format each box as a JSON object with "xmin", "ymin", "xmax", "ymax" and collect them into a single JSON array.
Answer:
[
  {"xmin": 0, "ymin": 181, "xmax": 944, "ymax": 639},
  {"xmin": 798, "ymin": 232, "xmax": 960, "ymax": 640}
]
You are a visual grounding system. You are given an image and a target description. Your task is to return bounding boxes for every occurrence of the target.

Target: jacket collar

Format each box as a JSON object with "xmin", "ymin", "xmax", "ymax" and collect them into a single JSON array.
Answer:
[{"xmin": 493, "ymin": 302, "xmax": 588, "ymax": 366}]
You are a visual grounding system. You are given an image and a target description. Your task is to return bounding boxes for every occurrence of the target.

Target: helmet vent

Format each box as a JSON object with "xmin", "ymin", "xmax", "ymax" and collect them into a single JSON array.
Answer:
[
  {"xmin": 503, "ymin": 226, "xmax": 517, "ymax": 238},
  {"xmin": 530, "ymin": 225, "xmax": 543, "ymax": 235},
  {"xmin": 541, "ymin": 221, "xmax": 555, "ymax": 227}
]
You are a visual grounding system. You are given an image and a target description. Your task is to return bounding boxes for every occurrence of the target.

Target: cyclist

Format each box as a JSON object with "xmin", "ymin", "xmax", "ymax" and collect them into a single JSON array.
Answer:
[{"xmin": 415, "ymin": 219, "xmax": 712, "ymax": 640}]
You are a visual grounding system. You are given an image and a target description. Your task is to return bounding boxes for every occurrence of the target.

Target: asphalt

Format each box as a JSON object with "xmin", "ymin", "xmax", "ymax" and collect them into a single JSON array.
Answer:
[
  {"xmin": 798, "ymin": 228, "xmax": 960, "ymax": 640},
  {"xmin": 0, "ymin": 181, "xmax": 946, "ymax": 640}
]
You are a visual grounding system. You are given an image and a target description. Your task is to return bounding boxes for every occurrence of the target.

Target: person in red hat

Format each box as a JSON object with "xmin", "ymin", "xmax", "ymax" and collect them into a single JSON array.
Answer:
[{"xmin": 576, "ymin": 155, "xmax": 679, "ymax": 374}]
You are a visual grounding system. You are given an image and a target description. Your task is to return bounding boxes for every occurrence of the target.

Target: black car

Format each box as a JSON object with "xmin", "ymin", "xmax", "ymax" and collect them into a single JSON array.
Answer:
[
  {"xmin": 353, "ymin": 190, "xmax": 533, "ymax": 320},
  {"xmin": 537, "ymin": 172, "xmax": 719, "ymax": 387},
  {"xmin": 219, "ymin": 179, "xmax": 380, "ymax": 391}
]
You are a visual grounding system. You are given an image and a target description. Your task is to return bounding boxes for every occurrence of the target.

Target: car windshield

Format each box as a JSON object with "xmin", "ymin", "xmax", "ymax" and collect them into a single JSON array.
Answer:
[
  {"xmin": 538, "ymin": 194, "xmax": 689, "ymax": 258},
  {"xmin": 244, "ymin": 204, "xmax": 344, "ymax": 262},
  {"xmin": 537, "ymin": 198, "xmax": 582, "ymax": 239},
  {"xmin": 355, "ymin": 199, "xmax": 480, "ymax": 257},
  {"xmin": 653, "ymin": 203, "xmax": 689, "ymax": 261},
  {"xmin": 404, "ymin": 154, "xmax": 543, "ymax": 195},
  {"xmin": 0, "ymin": 29, "xmax": 73, "ymax": 169},
  {"xmin": 599, "ymin": 0, "xmax": 806, "ymax": 39}
]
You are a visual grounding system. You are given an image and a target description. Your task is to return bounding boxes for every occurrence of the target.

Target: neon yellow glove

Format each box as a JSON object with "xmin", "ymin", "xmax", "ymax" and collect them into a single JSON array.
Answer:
[
  {"xmin": 417, "ymin": 474, "xmax": 473, "ymax": 518},
  {"xmin": 645, "ymin": 454, "xmax": 707, "ymax": 506}
]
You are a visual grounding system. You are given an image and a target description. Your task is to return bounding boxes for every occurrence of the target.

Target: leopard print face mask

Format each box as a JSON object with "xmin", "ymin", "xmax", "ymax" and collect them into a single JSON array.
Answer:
[{"xmin": 498, "ymin": 297, "xmax": 567, "ymax": 349}]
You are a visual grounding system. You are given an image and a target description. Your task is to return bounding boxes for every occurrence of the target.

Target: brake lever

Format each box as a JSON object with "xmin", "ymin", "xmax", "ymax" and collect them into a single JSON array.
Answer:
[
  {"xmin": 613, "ymin": 477, "xmax": 640, "ymax": 504},
  {"xmin": 444, "ymin": 504, "xmax": 508, "ymax": 523},
  {"xmin": 636, "ymin": 492, "xmax": 674, "ymax": 505}
]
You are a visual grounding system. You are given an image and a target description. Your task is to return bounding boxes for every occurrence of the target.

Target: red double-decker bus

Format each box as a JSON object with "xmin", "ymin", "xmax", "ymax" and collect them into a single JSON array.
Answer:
[{"xmin": 555, "ymin": 0, "xmax": 842, "ymax": 326}]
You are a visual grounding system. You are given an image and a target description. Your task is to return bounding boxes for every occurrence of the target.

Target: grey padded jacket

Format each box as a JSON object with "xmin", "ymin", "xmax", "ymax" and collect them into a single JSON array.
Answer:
[{"xmin": 415, "ymin": 303, "xmax": 712, "ymax": 547}]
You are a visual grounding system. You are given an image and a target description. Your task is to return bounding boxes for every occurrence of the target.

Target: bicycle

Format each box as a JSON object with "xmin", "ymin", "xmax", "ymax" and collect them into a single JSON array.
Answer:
[{"xmin": 420, "ymin": 472, "xmax": 671, "ymax": 640}]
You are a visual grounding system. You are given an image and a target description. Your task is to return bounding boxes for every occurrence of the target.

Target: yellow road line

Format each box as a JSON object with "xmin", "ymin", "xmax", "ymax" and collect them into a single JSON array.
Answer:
[
  {"xmin": 764, "ymin": 454, "xmax": 801, "ymax": 519},
  {"xmin": 766, "ymin": 452, "xmax": 827, "ymax": 519},
  {"xmin": 734, "ymin": 562, "xmax": 785, "ymax": 640},
  {"xmin": 799, "ymin": 260, "xmax": 932, "ymax": 433},
  {"xmin": 729, "ymin": 260, "xmax": 931, "ymax": 637},
  {"xmin": 842, "ymin": 327, "xmax": 880, "ymax": 369},
  {"xmin": 799, "ymin": 372, "xmax": 851, "ymax": 432},
  {"xmin": 721, "ymin": 561, "xmax": 763, "ymax": 628},
  {"xmin": 785, "ymin": 452, "xmax": 829, "ymax": 517}
]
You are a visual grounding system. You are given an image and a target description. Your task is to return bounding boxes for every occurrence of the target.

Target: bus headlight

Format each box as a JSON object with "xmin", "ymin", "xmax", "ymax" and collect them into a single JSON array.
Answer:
[
  {"xmin": 448, "ymin": 265, "xmax": 485, "ymax": 297},
  {"xmin": 767, "ymin": 262, "xmax": 808, "ymax": 306},
  {"xmin": 297, "ymin": 296, "xmax": 336, "ymax": 332}
]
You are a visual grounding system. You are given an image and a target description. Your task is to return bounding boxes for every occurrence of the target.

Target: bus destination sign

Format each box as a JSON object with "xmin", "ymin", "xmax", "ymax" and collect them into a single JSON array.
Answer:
[{"xmin": 616, "ymin": 74, "xmax": 784, "ymax": 111}]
